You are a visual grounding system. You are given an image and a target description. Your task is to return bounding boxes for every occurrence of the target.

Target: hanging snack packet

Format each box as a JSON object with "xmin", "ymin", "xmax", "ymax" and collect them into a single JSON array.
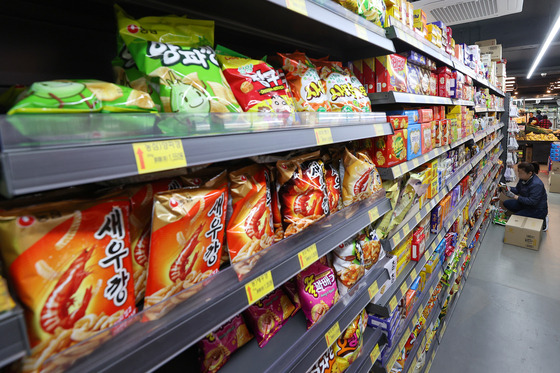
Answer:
[
  {"xmin": 357, "ymin": 228, "xmax": 384, "ymax": 270},
  {"xmin": 198, "ymin": 314, "xmax": 253, "ymax": 373},
  {"xmin": 331, "ymin": 238, "xmax": 365, "ymax": 296},
  {"xmin": 297, "ymin": 259, "xmax": 339, "ymax": 329},
  {"xmin": 128, "ymin": 178, "xmax": 183, "ymax": 303},
  {"xmin": 115, "ymin": 5, "xmax": 241, "ymax": 113},
  {"xmin": 0, "ymin": 197, "xmax": 137, "ymax": 371},
  {"xmin": 144, "ymin": 169, "xmax": 228, "ymax": 308},
  {"xmin": 243, "ymin": 288, "xmax": 295, "ymax": 348},
  {"xmin": 341, "ymin": 148, "xmax": 381, "ymax": 207},
  {"xmin": 344, "ymin": 66, "xmax": 372, "ymax": 112},
  {"xmin": 277, "ymin": 151, "xmax": 330, "ymax": 237},
  {"xmin": 278, "ymin": 52, "xmax": 331, "ymax": 112},
  {"xmin": 227, "ymin": 165, "xmax": 275, "ymax": 275},
  {"xmin": 312, "ymin": 59, "xmax": 360, "ymax": 112}
]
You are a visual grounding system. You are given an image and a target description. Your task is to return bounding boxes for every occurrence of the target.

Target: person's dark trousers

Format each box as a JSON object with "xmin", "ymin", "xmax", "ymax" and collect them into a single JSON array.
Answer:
[{"xmin": 503, "ymin": 199, "xmax": 547, "ymax": 219}]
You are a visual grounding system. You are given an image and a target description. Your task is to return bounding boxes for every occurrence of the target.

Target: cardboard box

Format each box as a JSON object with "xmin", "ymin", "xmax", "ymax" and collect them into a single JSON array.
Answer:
[
  {"xmin": 388, "ymin": 115, "xmax": 408, "ymax": 130},
  {"xmin": 387, "ymin": 109, "xmax": 419, "ymax": 124},
  {"xmin": 549, "ymin": 172, "xmax": 560, "ymax": 193},
  {"xmin": 362, "ymin": 58, "xmax": 376, "ymax": 93},
  {"xmin": 407, "ymin": 123, "xmax": 422, "ymax": 160},
  {"xmin": 504, "ymin": 216, "xmax": 543, "ymax": 250},
  {"xmin": 549, "ymin": 160, "xmax": 560, "ymax": 173},
  {"xmin": 372, "ymin": 255, "xmax": 397, "ymax": 303},
  {"xmin": 373, "ymin": 130, "xmax": 408, "ymax": 167},
  {"xmin": 480, "ymin": 44, "xmax": 502, "ymax": 60},
  {"xmin": 376, "ymin": 54, "xmax": 408, "ymax": 92},
  {"xmin": 352, "ymin": 59, "xmax": 363, "ymax": 84},
  {"xmin": 421, "ymin": 122, "xmax": 433, "ymax": 154},
  {"xmin": 418, "ymin": 108, "xmax": 433, "ymax": 123},
  {"xmin": 407, "ymin": 62, "xmax": 423, "ymax": 95},
  {"xmin": 475, "ymin": 39, "xmax": 497, "ymax": 47}
]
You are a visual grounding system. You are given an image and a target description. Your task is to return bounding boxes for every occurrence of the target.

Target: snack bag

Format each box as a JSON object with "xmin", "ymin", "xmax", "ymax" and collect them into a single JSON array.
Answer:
[
  {"xmin": 227, "ymin": 165, "xmax": 275, "ymax": 275},
  {"xmin": 375, "ymin": 179, "xmax": 402, "ymax": 239},
  {"xmin": 323, "ymin": 149, "xmax": 343, "ymax": 213},
  {"xmin": 282, "ymin": 278, "xmax": 302, "ymax": 318},
  {"xmin": 144, "ymin": 169, "xmax": 228, "ymax": 307},
  {"xmin": 297, "ymin": 260, "xmax": 339, "ymax": 329},
  {"xmin": 332, "ymin": 312, "xmax": 365, "ymax": 366},
  {"xmin": 115, "ymin": 5, "xmax": 241, "ymax": 113},
  {"xmin": 332, "ymin": 239, "xmax": 365, "ymax": 296},
  {"xmin": 243, "ymin": 288, "xmax": 295, "ymax": 348},
  {"xmin": 277, "ymin": 151, "xmax": 330, "ymax": 237},
  {"xmin": 128, "ymin": 178, "xmax": 183, "ymax": 303},
  {"xmin": 268, "ymin": 166, "xmax": 285, "ymax": 242},
  {"xmin": 358, "ymin": 228, "xmax": 384, "ymax": 270},
  {"xmin": 344, "ymin": 67, "xmax": 372, "ymax": 112},
  {"xmin": 198, "ymin": 314, "xmax": 253, "ymax": 373},
  {"xmin": 76, "ymin": 79, "xmax": 157, "ymax": 113},
  {"xmin": 217, "ymin": 51, "xmax": 294, "ymax": 113},
  {"xmin": 0, "ymin": 277, "xmax": 16, "ymax": 313},
  {"xmin": 279, "ymin": 52, "xmax": 331, "ymax": 112},
  {"xmin": 341, "ymin": 148, "xmax": 381, "ymax": 207},
  {"xmin": 312, "ymin": 59, "xmax": 360, "ymax": 112},
  {"xmin": 0, "ymin": 197, "xmax": 137, "ymax": 371}
]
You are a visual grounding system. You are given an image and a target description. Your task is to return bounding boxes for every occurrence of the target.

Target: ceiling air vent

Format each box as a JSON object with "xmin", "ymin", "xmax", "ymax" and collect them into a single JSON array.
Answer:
[{"xmin": 411, "ymin": 0, "xmax": 523, "ymax": 25}]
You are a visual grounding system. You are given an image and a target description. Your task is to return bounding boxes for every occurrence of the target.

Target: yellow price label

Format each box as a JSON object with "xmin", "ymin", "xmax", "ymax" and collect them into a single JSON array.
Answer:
[
  {"xmin": 389, "ymin": 296, "xmax": 398, "ymax": 311},
  {"xmin": 413, "ymin": 315, "xmax": 418, "ymax": 326},
  {"xmin": 411, "ymin": 268, "xmax": 417, "ymax": 279},
  {"xmin": 325, "ymin": 322, "xmax": 341, "ymax": 346},
  {"xmin": 430, "ymin": 286, "xmax": 435, "ymax": 294},
  {"xmin": 394, "ymin": 231, "xmax": 402, "ymax": 244},
  {"xmin": 368, "ymin": 281, "xmax": 379, "ymax": 299},
  {"xmin": 245, "ymin": 271, "xmax": 274, "ymax": 305},
  {"xmin": 424, "ymin": 250, "xmax": 431, "ymax": 260},
  {"xmin": 400, "ymin": 282, "xmax": 408, "ymax": 296},
  {"xmin": 412, "ymin": 158, "xmax": 420, "ymax": 167},
  {"xmin": 387, "ymin": 350, "xmax": 399, "ymax": 371},
  {"xmin": 133, "ymin": 140, "xmax": 187, "ymax": 174},
  {"xmin": 298, "ymin": 244, "xmax": 318, "ymax": 270},
  {"xmin": 370, "ymin": 344, "xmax": 381, "ymax": 365},
  {"xmin": 314, "ymin": 128, "xmax": 333, "ymax": 145},
  {"xmin": 368, "ymin": 206, "xmax": 379, "ymax": 223},
  {"xmin": 285, "ymin": 0, "xmax": 308, "ymax": 15},
  {"xmin": 355, "ymin": 24, "xmax": 368, "ymax": 41}
]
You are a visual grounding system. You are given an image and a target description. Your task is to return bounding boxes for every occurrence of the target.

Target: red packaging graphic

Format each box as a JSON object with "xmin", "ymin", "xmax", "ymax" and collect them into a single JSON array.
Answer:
[
  {"xmin": 418, "ymin": 108, "xmax": 433, "ymax": 123},
  {"xmin": 362, "ymin": 58, "xmax": 376, "ymax": 94},
  {"xmin": 375, "ymin": 54, "xmax": 408, "ymax": 93}
]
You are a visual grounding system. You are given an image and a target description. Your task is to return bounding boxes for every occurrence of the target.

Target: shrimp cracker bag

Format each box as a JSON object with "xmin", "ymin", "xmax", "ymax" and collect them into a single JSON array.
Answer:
[
  {"xmin": 357, "ymin": 228, "xmax": 385, "ymax": 270},
  {"xmin": 243, "ymin": 288, "xmax": 295, "ymax": 348},
  {"xmin": 198, "ymin": 314, "xmax": 253, "ymax": 373},
  {"xmin": 128, "ymin": 178, "xmax": 183, "ymax": 303},
  {"xmin": 277, "ymin": 151, "xmax": 330, "ymax": 237},
  {"xmin": 341, "ymin": 148, "xmax": 382, "ymax": 207},
  {"xmin": 144, "ymin": 169, "xmax": 228, "ymax": 308},
  {"xmin": 278, "ymin": 52, "xmax": 331, "ymax": 112},
  {"xmin": 0, "ymin": 197, "xmax": 137, "ymax": 371},
  {"xmin": 332, "ymin": 238, "xmax": 365, "ymax": 296},
  {"xmin": 227, "ymin": 165, "xmax": 275, "ymax": 275},
  {"xmin": 312, "ymin": 59, "xmax": 360, "ymax": 112},
  {"xmin": 297, "ymin": 260, "xmax": 339, "ymax": 329},
  {"xmin": 115, "ymin": 5, "xmax": 241, "ymax": 113}
]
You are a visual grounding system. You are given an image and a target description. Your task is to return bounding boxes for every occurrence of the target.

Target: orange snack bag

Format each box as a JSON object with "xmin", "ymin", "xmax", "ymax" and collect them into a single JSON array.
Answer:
[
  {"xmin": 227, "ymin": 165, "xmax": 275, "ymax": 275},
  {"xmin": 312, "ymin": 58, "xmax": 360, "ymax": 112},
  {"xmin": 278, "ymin": 52, "xmax": 331, "ymax": 112},
  {"xmin": 0, "ymin": 197, "xmax": 137, "ymax": 371},
  {"xmin": 144, "ymin": 169, "xmax": 228, "ymax": 308},
  {"xmin": 342, "ymin": 148, "xmax": 382, "ymax": 207}
]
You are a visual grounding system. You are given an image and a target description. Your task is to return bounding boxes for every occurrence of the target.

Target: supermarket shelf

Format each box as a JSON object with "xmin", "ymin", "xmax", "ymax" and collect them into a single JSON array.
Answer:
[
  {"xmin": 0, "ymin": 115, "xmax": 392, "ymax": 197},
  {"xmin": 385, "ymin": 17, "xmax": 453, "ymax": 67},
  {"xmin": 465, "ymin": 220, "xmax": 492, "ymax": 280},
  {"xmin": 420, "ymin": 329, "xmax": 439, "ymax": 373},
  {"xmin": 452, "ymin": 99, "xmax": 475, "ymax": 107},
  {"xmin": 58, "ymin": 195, "xmax": 391, "ymax": 373},
  {"xmin": 222, "ymin": 260, "xmax": 391, "ymax": 373},
  {"xmin": 451, "ymin": 58, "xmax": 476, "ymax": 80},
  {"xmin": 473, "ymin": 123, "xmax": 504, "ymax": 143},
  {"xmin": 0, "ymin": 307, "xmax": 29, "ymax": 369},
  {"xmin": 345, "ymin": 327, "xmax": 385, "ymax": 373},
  {"xmin": 368, "ymin": 92, "xmax": 453, "ymax": 106}
]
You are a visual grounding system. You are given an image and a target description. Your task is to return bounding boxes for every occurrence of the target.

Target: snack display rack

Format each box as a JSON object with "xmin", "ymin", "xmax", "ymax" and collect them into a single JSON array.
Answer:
[
  {"xmin": 368, "ymin": 92, "xmax": 454, "ymax": 106},
  {"xmin": 0, "ymin": 307, "xmax": 29, "ymax": 368}
]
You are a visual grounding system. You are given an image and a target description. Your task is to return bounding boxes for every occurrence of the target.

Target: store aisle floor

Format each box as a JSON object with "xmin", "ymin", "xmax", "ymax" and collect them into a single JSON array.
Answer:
[{"xmin": 430, "ymin": 182, "xmax": 560, "ymax": 372}]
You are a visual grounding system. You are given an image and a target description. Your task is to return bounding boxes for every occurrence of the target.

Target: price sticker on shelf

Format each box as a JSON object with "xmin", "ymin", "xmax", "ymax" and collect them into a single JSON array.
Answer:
[
  {"xmin": 132, "ymin": 139, "xmax": 187, "ymax": 174},
  {"xmin": 325, "ymin": 322, "xmax": 341, "ymax": 346},
  {"xmin": 314, "ymin": 128, "xmax": 333, "ymax": 145},
  {"xmin": 411, "ymin": 268, "xmax": 417, "ymax": 280},
  {"xmin": 387, "ymin": 350, "xmax": 399, "ymax": 371},
  {"xmin": 355, "ymin": 24, "xmax": 369, "ymax": 41},
  {"xmin": 368, "ymin": 206, "xmax": 380, "ymax": 223},
  {"xmin": 368, "ymin": 281, "xmax": 379, "ymax": 299},
  {"xmin": 400, "ymin": 282, "xmax": 408, "ymax": 296},
  {"xmin": 430, "ymin": 286, "xmax": 435, "ymax": 294},
  {"xmin": 394, "ymin": 231, "xmax": 402, "ymax": 244},
  {"xmin": 412, "ymin": 158, "xmax": 420, "ymax": 167},
  {"xmin": 412, "ymin": 315, "xmax": 418, "ymax": 326},
  {"xmin": 245, "ymin": 271, "xmax": 274, "ymax": 305},
  {"xmin": 389, "ymin": 295, "xmax": 398, "ymax": 311},
  {"xmin": 285, "ymin": 0, "xmax": 308, "ymax": 15},
  {"xmin": 424, "ymin": 250, "xmax": 431, "ymax": 261},
  {"xmin": 298, "ymin": 244, "xmax": 318, "ymax": 270},
  {"xmin": 370, "ymin": 344, "xmax": 381, "ymax": 365}
]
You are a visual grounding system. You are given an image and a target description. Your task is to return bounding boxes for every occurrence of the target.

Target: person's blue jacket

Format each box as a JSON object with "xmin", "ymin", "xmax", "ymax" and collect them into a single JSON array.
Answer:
[{"xmin": 511, "ymin": 175, "xmax": 548, "ymax": 214}]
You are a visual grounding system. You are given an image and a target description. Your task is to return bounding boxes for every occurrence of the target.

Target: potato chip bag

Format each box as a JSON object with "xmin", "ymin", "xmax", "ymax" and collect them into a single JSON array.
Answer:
[
  {"xmin": 115, "ymin": 5, "xmax": 241, "ymax": 113},
  {"xmin": 341, "ymin": 148, "xmax": 381, "ymax": 207},
  {"xmin": 278, "ymin": 52, "xmax": 331, "ymax": 112},
  {"xmin": 217, "ymin": 51, "xmax": 294, "ymax": 113},
  {"xmin": 358, "ymin": 228, "xmax": 384, "ymax": 270},
  {"xmin": 128, "ymin": 178, "xmax": 183, "ymax": 303},
  {"xmin": 0, "ymin": 197, "xmax": 137, "ymax": 371},
  {"xmin": 0, "ymin": 277, "xmax": 16, "ymax": 313},
  {"xmin": 198, "ymin": 314, "xmax": 253, "ymax": 373},
  {"xmin": 277, "ymin": 151, "xmax": 330, "ymax": 237},
  {"xmin": 144, "ymin": 169, "xmax": 228, "ymax": 308},
  {"xmin": 332, "ymin": 311, "xmax": 364, "ymax": 367},
  {"xmin": 243, "ymin": 288, "xmax": 295, "ymax": 348},
  {"xmin": 331, "ymin": 238, "xmax": 365, "ymax": 296},
  {"xmin": 312, "ymin": 59, "xmax": 360, "ymax": 112},
  {"xmin": 343, "ymin": 67, "xmax": 372, "ymax": 112},
  {"xmin": 227, "ymin": 165, "xmax": 275, "ymax": 275},
  {"xmin": 297, "ymin": 259, "xmax": 339, "ymax": 329}
]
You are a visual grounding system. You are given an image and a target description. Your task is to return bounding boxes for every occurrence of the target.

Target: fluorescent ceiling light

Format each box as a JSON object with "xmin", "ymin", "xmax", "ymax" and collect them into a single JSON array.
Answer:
[
  {"xmin": 505, "ymin": 77, "xmax": 516, "ymax": 80},
  {"xmin": 527, "ymin": 10, "xmax": 560, "ymax": 78},
  {"xmin": 525, "ymin": 97, "xmax": 555, "ymax": 101}
]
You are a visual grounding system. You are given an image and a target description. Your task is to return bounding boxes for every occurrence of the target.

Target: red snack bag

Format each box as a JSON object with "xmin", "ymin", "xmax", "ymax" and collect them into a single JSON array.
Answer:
[{"xmin": 323, "ymin": 149, "xmax": 343, "ymax": 214}]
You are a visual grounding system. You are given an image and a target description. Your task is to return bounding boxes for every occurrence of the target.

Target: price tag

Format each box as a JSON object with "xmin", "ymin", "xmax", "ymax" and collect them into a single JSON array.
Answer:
[
  {"xmin": 325, "ymin": 322, "xmax": 341, "ymax": 346},
  {"xmin": 424, "ymin": 250, "xmax": 431, "ymax": 260},
  {"xmin": 298, "ymin": 244, "xmax": 318, "ymax": 270},
  {"xmin": 394, "ymin": 231, "xmax": 402, "ymax": 244},
  {"xmin": 314, "ymin": 128, "xmax": 333, "ymax": 145},
  {"xmin": 389, "ymin": 295, "xmax": 398, "ymax": 311},
  {"xmin": 285, "ymin": 0, "xmax": 308, "ymax": 15},
  {"xmin": 412, "ymin": 158, "xmax": 420, "ymax": 167},
  {"xmin": 430, "ymin": 286, "xmax": 435, "ymax": 294},
  {"xmin": 411, "ymin": 268, "xmax": 417, "ymax": 279},
  {"xmin": 133, "ymin": 140, "xmax": 187, "ymax": 174},
  {"xmin": 355, "ymin": 24, "xmax": 369, "ymax": 41},
  {"xmin": 415, "ymin": 212, "xmax": 422, "ymax": 222},
  {"xmin": 400, "ymin": 282, "xmax": 408, "ymax": 296},
  {"xmin": 368, "ymin": 206, "xmax": 379, "ymax": 223},
  {"xmin": 370, "ymin": 344, "xmax": 381, "ymax": 365},
  {"xmin": 368, "ymin": 281, "xmax": 379, "ymax": 299},
  {"xmin": 245, "ymin": 271, "xmax": 274, "ymax": 305},
  {"xmin": 387, "ymin": 350, "xmax": 399, "ymax": 371}
]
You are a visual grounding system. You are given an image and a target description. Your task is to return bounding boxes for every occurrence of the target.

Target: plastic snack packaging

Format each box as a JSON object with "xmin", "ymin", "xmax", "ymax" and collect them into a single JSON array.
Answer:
[
  {"xmin": 343, "ymin": 67, "xmax": 372, "ymax": 112},
  {"xmin": 128, "ymin": 178, "xmax": 184, "ymax": 303},
  {"xmin": 341, "ymin": 148, "xmax": 382, "ymax": 207},
  {"xmin": 277, "ymin": 151, "xmax": 330, "ymax": 237},
  {"xmin": 281, "ymin": 278, "xmax": 302, "ymax": 318},
  {"xmin": 297, "ymin": 259, "xmax": 339, "ymax": 329},
  {"xmin": 227, "ymin": 165, "xmax": 275, "ymax": 276},
  {"xmin": 375, "ymin": 178, "xmax": 402, "ymax": 239},
  {"xmin": 0, "ymin": 276, "xmax": 16, "ymax": 313},
  {"xmin": 312, "ymin": 58, "xmax": 361, "ymax": 112},
  {"xmin": 243, "ymin": 287, "xmax": 295, "ymax": 347},
  {"xmin": 198, "ymin": 314, "xmax": 253, "ymax": 373},
  {"xmin": 336, "ymin": 0, "xmax": 385, "ymax": 27},
  {"xmin": 0, "ymin": 197, "xmax": 137, "ymax": 372},
  {"xmin": 323, "ymin": 148, "xmax": 344, "ymax": 214},
  {"xmin": 217, "ymin": 47, "xmax": 294, "ymax": 113},
  {"xmin": 115, "ymin": 5, "xmax": 241, "ymax": 113},
  {"xmin": 331, "ymin": 238, "xmax": 365, "ymax": 296},
  {"xmin": 358, "ymin": 227, "xmax": 385, "ymax": 270},
  {"xmin": 268, "ymin": 166, "xmax": 285, "ymax": 242},
  {"xmin": 278, "ymin": 52, "xmax": 331, "ymax": 112},
  {"xmin": 144, "ymin": 169, "xmax": 228, "ymax": 308}
]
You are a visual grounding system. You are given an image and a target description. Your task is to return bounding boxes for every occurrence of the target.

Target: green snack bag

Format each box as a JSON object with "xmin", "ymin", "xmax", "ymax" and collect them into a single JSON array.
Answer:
[
  {"xmin": 74, "ymin": 80, "xmax": 157, "ymax": 113},
  {"xmin": 115, "ymin": 5, "xmax": 241, "ymax": 113}
]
